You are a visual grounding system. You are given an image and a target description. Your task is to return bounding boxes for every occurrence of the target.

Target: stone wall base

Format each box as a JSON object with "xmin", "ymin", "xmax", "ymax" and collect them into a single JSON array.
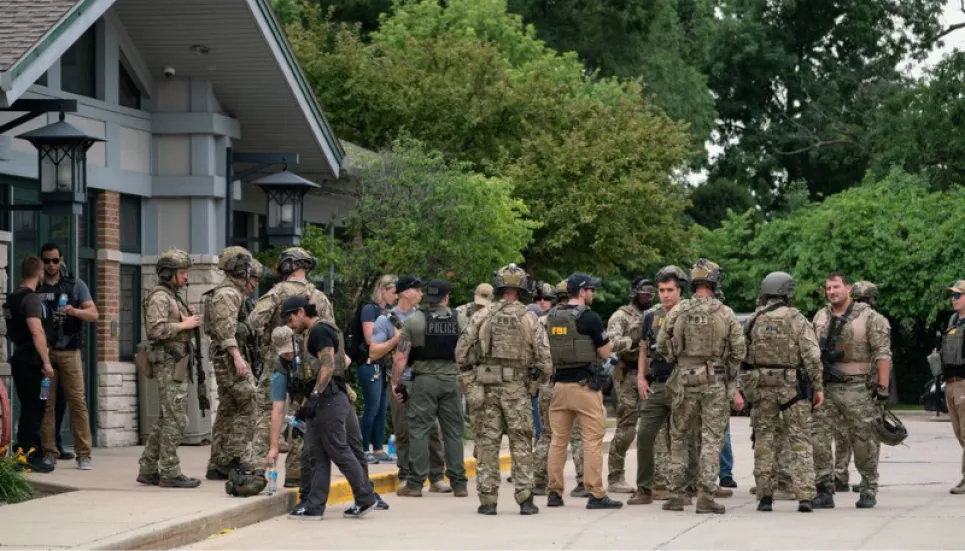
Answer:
[{"xmin": 97, "ymin": 361, "xmax": 139, "ymax": 447}]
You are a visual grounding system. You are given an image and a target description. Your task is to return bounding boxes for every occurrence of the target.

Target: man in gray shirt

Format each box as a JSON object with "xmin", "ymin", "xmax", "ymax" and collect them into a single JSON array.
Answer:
[{"xmin": 369, "ymin": 275, "xmax": 449, "ymax": 491}]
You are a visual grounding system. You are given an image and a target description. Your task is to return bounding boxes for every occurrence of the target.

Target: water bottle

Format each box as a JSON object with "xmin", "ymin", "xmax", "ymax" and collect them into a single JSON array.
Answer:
[
  {"xmin": 284, "ymin": 415, "xmax": 306, "ymax": 434},
  {"xmin": 387, "ymin": 434, "xmax": 397, "ymax": 457},
  {"xmin": 267, "ymin": 468, "xmax": 278, "ymax": 496},
  {"xmin": 57, "ymin": 293, "xmax": 68, "ymax": 310},
  {"xmin": 40, "ymin": 376, "xmax": 51, "ymax": 400}
]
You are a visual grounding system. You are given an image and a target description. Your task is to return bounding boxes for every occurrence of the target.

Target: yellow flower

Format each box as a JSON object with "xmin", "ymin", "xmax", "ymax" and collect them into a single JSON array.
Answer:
[
  {"xmin": 25, "ymin": 447, "xmax": 36, "ymax": 458},
  {"xmin": 0, "ymin": 445, "xmax": 7, "ymax": 456},
  {"xmin": 16, "ymin": 455, "xmax": 27, "ymax": 464}
]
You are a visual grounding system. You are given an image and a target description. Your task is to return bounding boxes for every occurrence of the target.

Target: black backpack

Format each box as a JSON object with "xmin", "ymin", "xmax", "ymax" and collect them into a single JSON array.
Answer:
[{"xmin": 346, "ymin": 301, "xmax": 369, "ymax": 364}]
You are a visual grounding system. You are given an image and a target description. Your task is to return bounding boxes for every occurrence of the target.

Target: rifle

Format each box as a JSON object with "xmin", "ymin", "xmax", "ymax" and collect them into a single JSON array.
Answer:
[
  {"xmin": 194, "ymin": 326, "xmax": 209, "ymax": 416},
  {"xmin": 819, "ymin": 302, "xmax": 853, "ymax": 384}
]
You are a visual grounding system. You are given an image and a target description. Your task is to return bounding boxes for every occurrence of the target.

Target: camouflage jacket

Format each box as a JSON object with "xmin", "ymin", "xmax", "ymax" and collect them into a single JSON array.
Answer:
[
  {"xmin": 455, "ymin": 299, "xmax": 552, "ymax": 383},
  {"xmin": 143, "ymin": 284, "xmax": 192, "ymax": 345},
  {"xmin": 744, "ymin": 299, "xmax": 824, "ymax": 394},
  {"xmin": 202, "ymin": 277, "xmax": 248, "ymax": 352},
  {"xmin": 607, "ymin": 303, "xmax": 647, "ymax": 365},
  {"xmin": 657, "ymin": 295, "xmax": 745, "ymax": 392},
  {"xmin": 247, "ymin": 277, "xmax": 334, "ymax": 345}
]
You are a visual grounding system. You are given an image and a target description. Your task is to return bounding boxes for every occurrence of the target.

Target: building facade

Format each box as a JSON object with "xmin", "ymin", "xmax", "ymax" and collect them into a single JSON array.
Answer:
[{"xmin": 0, "ymin": 0, "xmax": 354, "ymax": 448}]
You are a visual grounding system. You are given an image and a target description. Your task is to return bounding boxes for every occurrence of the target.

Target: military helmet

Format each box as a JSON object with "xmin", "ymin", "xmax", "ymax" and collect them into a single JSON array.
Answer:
[
  {"xmin": 534, "ymin": 282, "xmax": 555, "ymax": 301},
  {"xmin": 249, "ymin": 258, "xmax": 265, "ymax": 280},
  {"xmin": 760, "ymin": 271, "xmax": 796, "ymax": 299},
  {"xmin": 555, "ymin": 280, "xmax": 569, "ymax": 300},
  {"xmin": 689, "ymin": 258, "xmax": 722, "ymax": 290},
  {"xmin": 655, "ymin": 265, "xmax": 688, "ymax": 287},
  {"xmin": 156, "ymin": 248, "xmax": 192, "ymax": 280},
  {"xmin": 631, "ymin": 276, "xmax": 655, "ymax": 295},
  {"xmin": 851, "ymin": 281, "xmax": 878, "ymax": 306},
  {"xmin": 276, "ymin": 246, "xmax": 317, "ymax": 275},
  {"xmin": 218, "ymin": 246, "xmax": 253, "ymax": 278},
  {"xmin": 492, "ymin": 263, "xmax": 529, "ymax": 292},
  {"xmin": 873, "ymin": 408, "xmax": 908, "ymax": 447}
]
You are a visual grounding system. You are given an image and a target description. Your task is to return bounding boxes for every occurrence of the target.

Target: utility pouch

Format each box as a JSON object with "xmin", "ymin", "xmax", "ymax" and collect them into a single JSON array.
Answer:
[
  {"xmin": 135, "ymin": 342, "xmax": 153, "ymax": 380},
  {"xmin": 475, "ymin": 364, "xmax": 503, "ymax": 385},
  {"xmin": 169, "ymin": 347, "xmax": 190, "ymax": 383}
]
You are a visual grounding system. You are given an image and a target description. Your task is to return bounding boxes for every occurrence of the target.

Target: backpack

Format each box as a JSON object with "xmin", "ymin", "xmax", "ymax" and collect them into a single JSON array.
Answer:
[{"xmin": 346, "ymin": 301, "xmax": 368, "ymax": 364}]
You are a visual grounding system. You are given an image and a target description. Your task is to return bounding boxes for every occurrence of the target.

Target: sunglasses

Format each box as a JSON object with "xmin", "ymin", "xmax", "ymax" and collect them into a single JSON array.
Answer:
[
  {"xmin": 42, "ymin": 257, "xmax": 61, "ymax": 265},
  {"xmin": 953, "ymin": 293, "xmax": 963, "ymax": 300}
]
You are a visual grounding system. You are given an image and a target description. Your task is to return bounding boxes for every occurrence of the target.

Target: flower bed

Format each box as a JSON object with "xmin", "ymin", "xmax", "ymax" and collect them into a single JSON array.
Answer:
[{"xmin": 0, "ymin": 447, "xmax": 37, "ymax": 504}]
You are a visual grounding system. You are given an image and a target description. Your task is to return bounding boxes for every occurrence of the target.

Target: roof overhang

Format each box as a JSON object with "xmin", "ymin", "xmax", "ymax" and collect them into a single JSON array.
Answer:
[{"xmin": 0, "ymin": 0, "xmax": 344, "ymax": 180}]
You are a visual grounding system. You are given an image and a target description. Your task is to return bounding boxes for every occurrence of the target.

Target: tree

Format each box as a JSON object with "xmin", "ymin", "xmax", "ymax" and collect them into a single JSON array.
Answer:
[
  {"xmin": 706, "ymin": 0, "xmax": 947, "ymax": 211},
  {"xmin": 686, "ymin": 178, "xmax": 757, "ymax": 229}
]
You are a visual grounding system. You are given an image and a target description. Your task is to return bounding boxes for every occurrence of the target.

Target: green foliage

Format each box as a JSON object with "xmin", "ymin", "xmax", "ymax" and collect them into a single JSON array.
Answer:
[
  {"xmin": 0, "ymin": 447, "xmax": 36, "ymax": 504},
  {"xmin": 686, "ymin": 178, "xmax": 757, "ymax": 229}
]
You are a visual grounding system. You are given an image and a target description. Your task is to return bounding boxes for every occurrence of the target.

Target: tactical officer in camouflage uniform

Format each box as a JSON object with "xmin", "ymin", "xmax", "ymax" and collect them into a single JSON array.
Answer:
[
  {"xmin": 533, "ymin": 281, "xmax": 586, "ymax": 497},
  {"xmin": 811, "ymin": 272, "xmax": 892, "ymax": 509},
  {"xmin": 137, "ymin": 249, "xmax": 202, "ymax": 488},
  {"xmin": 940, "ymin": 280, "xmax": 965, "ymax": 495},
  {"xmin": 742, "ymin": 272, "xmax": 825, "ymax": 513},
  {"xmin": 659, "ymin": 259, "xmax": 745, "ymax": 514},
  {"xmin": 630, "ymin": 266, "xmax": 698, "ymax": 505},
  {"xmin": 203, "ymin": 247, "xmax": 259, "ymax": 482},
  {"xmin": 456, "ymin": 264, "xmax": 552, "ymax": 515},
  {"xmin": 605, "ymin": 277, "xmax": 654, "ymax": 493},
  {"xmin": 247, "ymin": 247, "xmax": 333, "ymax": 487},
  {"xmin": 456, "ymin": 283, "xmax": 494, "ymax": 321}
]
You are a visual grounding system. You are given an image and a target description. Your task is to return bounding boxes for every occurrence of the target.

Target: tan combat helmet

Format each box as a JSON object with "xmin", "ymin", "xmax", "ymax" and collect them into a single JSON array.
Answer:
[
  {"xmin": 249, "ymin": 258, "xmax": 265, "ymax": 280},
  {"xmin": 555, "ymin": 279, "xmax": 569, "ymax": 302},
  {"xmin": 689, "ymin": 258, "xmax": 722, "ymax": 292},
  {"xmin": 534, "ymin": 282, "xmax": 556, "ymax": 301},
  {"xmin": 493, "ymin": 264, "xmax": 529, "ymax": 294},
  {"xmin": 218, "ymin": 246, "xmax": 253, "ymax": 279},
  {"xmin": 851, "ymin": 280, "xmax": 878, "ymax": 308},
  {"xmin": 156, "ymin": 248, "xmax": 192, "ymax": 283},
  {"xmin": 276, "ymin": 246, "xmax": 317, "ymax": 276}
]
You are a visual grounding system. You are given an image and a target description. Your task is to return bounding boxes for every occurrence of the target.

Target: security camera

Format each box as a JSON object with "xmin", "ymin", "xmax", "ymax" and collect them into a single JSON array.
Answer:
[{"xmin": 163, "ymin": 66, "xmax": 176, "ymax": 78}]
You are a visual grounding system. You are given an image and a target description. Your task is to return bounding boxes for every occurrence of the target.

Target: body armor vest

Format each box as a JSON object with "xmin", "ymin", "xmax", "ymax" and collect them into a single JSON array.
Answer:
[
  {"xmin": 38, "ymin": 277, "xmax": 83, "ymax": 349},
  {"xmin": 941, "ymin": 315, "xmax": 965, "ymax": 373},
  {"xmin": 814, "ymin": 304, "xmax": 873, "ymax": 375},
  {"xmin": 747, "ymin": 305, "xmax": 796, "ymax": 369},
  {"xmin": 144, "ymin": 285, "xmax": 192, "ymax": 344},
  {"xmin": 678, "ymin": 300, "xmax": 724, "ymax": 362},
  {"xmin": 644, "ymin": 308, "xmax": 674, "ymax": 379},
  {"xmin": 615, "ymin": 305, "xmax": 644, "ymax": 364},
  {"xmin": 4, "ymin": 287, "xmax": 38, "ymax": 350},
  {"xmin": 479, "ymin": 302, "xmax": 527, "ymax": 363},
  {"xmin": 287, "ymin": 319, "xmax": 348, "ymax": 398},
  {"xmin": 411, "ymin": 307, "xmax": 459, "ymax": 363},
  {"xmin": 547, "ymin": 305, "xmax": 598, "ymax": 369},
  {"xmin": 261, "ymin": 280, "xmax": 318, "ymax": 349}
]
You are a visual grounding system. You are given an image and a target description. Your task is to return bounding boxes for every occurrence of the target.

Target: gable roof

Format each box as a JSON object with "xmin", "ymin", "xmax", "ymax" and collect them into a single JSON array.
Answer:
[{"xmin": 0, "ymin": 0, "xmax": 79, "ymax": 73}]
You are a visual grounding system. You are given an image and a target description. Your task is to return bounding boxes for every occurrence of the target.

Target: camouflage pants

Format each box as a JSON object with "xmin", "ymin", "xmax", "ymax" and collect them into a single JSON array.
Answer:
[
  {"xmin": 608, "ymin": 372, "xmax": 639, "ymax": 482},
  {"xmin": 812, "ymin": 378, "xmax": 880, "ymax": 495},
  {"xmin": 138, "ymin": 360, "xmax": 190, "ymax": 478},
  {"xmin": 534, "ymin": 382, "xmax": 583, "ymax": 486},
  {"xmin": 750, "ymin": 387, "xmax": 815, "ymax": 500},
  {"xmin": 285, "ymin": 396, "xmax": 306, "ymax": 481},
  {"xmin": 467, "ymin": 381, "xmax": 534, "ymax": 505},
  {"xmin": 667, "ymin": 381, "xmax": 729, "ymax": 499},
  {"xmin": 208, "ymin": 353, "xmax": 258, "ymax": 470},
  {"xmin": 834, "ymin": 422, "xmax": 852, "ymax": 484}
]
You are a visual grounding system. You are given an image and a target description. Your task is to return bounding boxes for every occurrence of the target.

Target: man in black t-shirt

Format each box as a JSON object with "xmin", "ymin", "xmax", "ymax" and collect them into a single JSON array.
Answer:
[
  {"xmin": 281, "ymin": 296, "xmax": 378, "ymax": 521},
  {"xmin": 4, "ymin": 257, "xmax": 56, "ymax": 473}
]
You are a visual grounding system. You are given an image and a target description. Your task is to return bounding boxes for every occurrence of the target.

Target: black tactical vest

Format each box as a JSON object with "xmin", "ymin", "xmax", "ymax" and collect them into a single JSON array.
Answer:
[
  {"xmin": 643, "ymin": 308, "xmax": 675, "ymax": 380},
  {"xmin": 37, "ymin": 277, "xmax": 84, "ymax": 349},
  {"xmin": 411, "ymin": 307, "xmax": 459, "ymax": 363},
  {"xmin": 4, "ymin": 287, "xmax": 40, "ymax": 356}
]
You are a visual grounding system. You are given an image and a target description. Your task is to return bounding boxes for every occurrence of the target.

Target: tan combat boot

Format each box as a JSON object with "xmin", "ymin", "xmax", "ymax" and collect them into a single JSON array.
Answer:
[
  {"xmin": 396, "ymin": 485, "xmax": 423, "ymax": 497},
  {"xmin": 608, "ymin": 478, "xmax": 635, "ymax": 494},
  {"xmin": 430, "ymin": 480, "xmax": 453, "ymax": 493},
  {"xmin": 652, "ymin": 487, "xmax": 671, "ymax": 500},
  {"xmin": 661, "ymin": 495, "xmax": 685, "ymax": 511},
  {"xmin": 627, "ymin": 490, "xmax": 653, "ymax": 505},
  {"xmin": 696, "ymin": 497, "xmax": 726, "ymax": 514},
  {"xmin": 715, "ymin": 487, "xmax": 733, "ymax": 498}
]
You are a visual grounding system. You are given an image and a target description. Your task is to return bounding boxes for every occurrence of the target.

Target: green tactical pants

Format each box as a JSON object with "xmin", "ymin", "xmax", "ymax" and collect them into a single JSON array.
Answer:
[
  {"xmin": 636, "ymin": 381, "xmax": 697, "ymax": 493},
  {"xmin": 405, "ymin": 374, "xmax": 468, "ymax": 490}
]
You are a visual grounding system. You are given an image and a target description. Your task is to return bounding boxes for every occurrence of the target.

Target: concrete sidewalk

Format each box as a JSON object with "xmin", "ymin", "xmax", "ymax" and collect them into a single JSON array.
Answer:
[{"xmin": 2, "ymin": 439, "xmax": 517, "ymax": 550}]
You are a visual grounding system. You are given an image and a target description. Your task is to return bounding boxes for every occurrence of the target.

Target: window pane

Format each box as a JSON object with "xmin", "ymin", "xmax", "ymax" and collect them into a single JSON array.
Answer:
[
  {"xmin": 119, "ymin": 265, "xmax": 139, "ymax": 361},
  {"xmin": 120, "ymin": 194, "xmax": 141, "ymax": 253},
  {"xmin": 118, "ymin": 62, "xmax": 141, "ymax": 109},
  {"xmin": 61, "ymin": 27, "xmax": 96, "ymax": 97}
]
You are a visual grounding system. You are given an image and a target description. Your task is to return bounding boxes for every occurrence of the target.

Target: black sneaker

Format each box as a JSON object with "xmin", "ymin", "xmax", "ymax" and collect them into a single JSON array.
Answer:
[
  {"xmin": 477, "ymin": 503, "xmax": 497, "ymax": 515},
  {"xmin": 375, "ymin": 493, "xmax": 390, "ymax": 510},
  {"xmin": 58, "ymin": 448, "xmax": 75, "ymax": 461},
  {"xmin": 289, "ymin": 506, "xmax": 324, "ymax": 520},
  {"xmin": 587, "ymin": 495, "xmax": 623, "ymax": 510},
  {"xmin": 547, "ymin": 491, "xmax": 565, "ymax": 508},
  {"xmin": 344, "ymin": 500, "xmax": 377, "ymax": 518},
  {"xmin": 519, "ymin": 496, "xmax": 539, "ymax": 515},
  {"xmin": 798, "ymin": 500, "xmax": 813, "ymax": 513},
  {"xmin": 28, "ymin": 455, "xmax": 55, "ymax": 473},
  {"xmin": 570, "ymin": 483, "xmax": 589, "ymax": 498},
  {"xmin": 855, "ymin": 493, "xmax": 876, "ymax": 509},
  {"xmin": 757, "ymin": 496, "xmax": 773, "ymax": 512},
  {"xmin": 720, "ymin": 476, "xmax": 738, "ymax": 488}
]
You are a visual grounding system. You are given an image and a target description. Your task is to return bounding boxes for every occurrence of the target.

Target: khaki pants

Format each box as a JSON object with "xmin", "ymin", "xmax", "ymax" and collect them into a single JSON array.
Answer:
[
  {"xmin": 946, "ymin": 378, "xmax": 965, "ymax": 478},
  {"xmin": 548, "ymin": 382, "xmax": 607, "ymax": 499},
  {"xmin": 41, "ymin": 349, "xmax": 92, "ymax": 459}
]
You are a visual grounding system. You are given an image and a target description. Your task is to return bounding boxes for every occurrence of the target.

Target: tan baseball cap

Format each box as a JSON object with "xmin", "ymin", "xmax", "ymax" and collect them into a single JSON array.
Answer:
[
  {"xmin": 474, "ymin": 283, "xmax": 494, "ymax": 306},
  {"xmin": 272, "ymin": 326, "xmax": 295, "ymax": 355},
  {"xmin": 949, "ymin": 280, "xmax": 965, "ymax": 293}
]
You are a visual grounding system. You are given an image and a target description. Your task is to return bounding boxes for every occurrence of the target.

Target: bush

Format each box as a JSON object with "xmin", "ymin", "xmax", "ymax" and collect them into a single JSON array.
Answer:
[{"xmin": 0, "ymin": 447, "xmax": 36, "ymax": 504}]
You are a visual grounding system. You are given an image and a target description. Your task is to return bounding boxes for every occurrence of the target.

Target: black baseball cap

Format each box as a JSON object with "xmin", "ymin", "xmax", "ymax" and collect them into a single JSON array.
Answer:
[
  {"xmin": 280, "ymin": 295, "xmax": 311, "ymax": 321},
  {"xmin": 425, "ymin": 279, "xmax": 451, "ymax": 302},
  {"xmin": 396, "ymin": 274, "xmax": 423, "ymax": 294},
  {"xmin": 567, "ymin": 273, "xmax": 602, "ymax": 294}
]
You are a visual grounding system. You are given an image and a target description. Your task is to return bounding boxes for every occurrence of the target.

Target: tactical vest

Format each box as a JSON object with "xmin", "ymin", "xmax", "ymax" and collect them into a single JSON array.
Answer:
[
  {"xmin": 615, "ymin": 305, "xmax": 644, "ymax": 364},
  {"xmin": 261, "ymin": 280, "xmax": 318, "ymax": 349},
  {"xmin": 478, "ymin": 302, "xmax": 528, "ymax": 363},
  {"xmin": 678, "ymin": 299, "xmax": 726, "ymax": 362},
  {"xmin": 143, "ymin": 285, "xmax": 192, "ymax": 344},
  {"xmin": 286, "ymin": 319, "xmax": 348, "ymax": 398},
  {"xmin": 411, "ymin": 307, "xmax": 459, "ymax": 363},
  {"xmin": 941, "ymin": 314, "xmax": 965, "ymax": 370},
  {"xmin": 643, "ymin": 308, "xmax": 674, "ymax": 379},
  {"xmin": 547, "ymin": 305, "xmax": 598, "ymax": 369},
  {"xmin": 746, "ymin": 305, "xmax": 796, "ymax": 369},
  {"xmin": 814, "ymin": 304, "xmax": 873, "ymax": 376},
  {"xmin": 4, "ymin": 287, "xmax": 38, "ymax": 349},
  {"xmin": 37, "ymin": 277, "xmax": 84, "ymax": 349}
]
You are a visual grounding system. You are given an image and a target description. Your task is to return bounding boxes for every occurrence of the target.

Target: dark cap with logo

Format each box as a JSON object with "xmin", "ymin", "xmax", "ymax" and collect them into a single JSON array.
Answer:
[
  {"xmin": 425, "ymin": 279, "xmax": 451, "ymax": 303},
  {"xmin": 280, "ymin": 295, "xmax": 312, "ymax": 321},
  {"xmin": 396, "ymin": 274, "xmax": 423, "ymax": 294},
  {"xmin": 566, "ymin": 273, "xmax": 602, "ymax": 294}
]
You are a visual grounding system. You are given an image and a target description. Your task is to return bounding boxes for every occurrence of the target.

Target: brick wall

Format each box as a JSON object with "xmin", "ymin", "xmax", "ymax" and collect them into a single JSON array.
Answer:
[{"xmin": 96, "ymin": 191, "xmax": 120, "ymax": 363}]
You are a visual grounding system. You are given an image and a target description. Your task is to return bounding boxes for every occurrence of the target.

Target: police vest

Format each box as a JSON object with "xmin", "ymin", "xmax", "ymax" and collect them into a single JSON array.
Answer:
[
  {"xmin": 643, "ymin": 308, "xmax": 674, "ymax": 379},
  {"xmin": 37, "ymin": 277, "xmax": 84, "ymax": 349},
  {"xmin": 941, "ymin": 315, "xmax": 965, "ymax": 376},
  {"xmin": 4, "ymin": 287, "xmax": 38, "ymax": 349},
  {"xmin": 547, "ymin": 306, "xmax": 598, "ymax": 369},
  {"xmin": 410, "ymin": 307, "xmax": 459, "ymax": 363},
  {"xmin": 746, "ymin": 304, "xmax": 796, "ymax": 369}
]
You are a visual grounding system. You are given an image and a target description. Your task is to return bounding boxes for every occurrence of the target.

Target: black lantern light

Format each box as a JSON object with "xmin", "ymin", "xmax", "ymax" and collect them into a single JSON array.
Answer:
[
  {"xmin": 252, "ymin": 168, "xmax": 320, "ymax": 246},
  {"xmin": 17, "ymin": 111, "xmax": 103, "ymax": 215}
]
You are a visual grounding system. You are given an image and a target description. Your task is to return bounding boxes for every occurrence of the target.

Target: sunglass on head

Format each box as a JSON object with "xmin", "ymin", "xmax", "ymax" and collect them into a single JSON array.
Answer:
[
  {"xmin": 953, "ymin": 293, "xmax": 963, "ymax": 300},
  {"xmin": 42, "ymin": 258, "xmax": 61, "ymax": 265}
]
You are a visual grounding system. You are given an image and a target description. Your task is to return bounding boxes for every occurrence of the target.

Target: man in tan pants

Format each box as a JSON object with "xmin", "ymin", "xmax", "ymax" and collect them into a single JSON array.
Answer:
[
  {"xmin": 940, "ymin": 280, "xmax": 965, "ymax": 494},
  {"xmin": 37, "ymin": 243, "xmax": 98, "ymax": 469}
]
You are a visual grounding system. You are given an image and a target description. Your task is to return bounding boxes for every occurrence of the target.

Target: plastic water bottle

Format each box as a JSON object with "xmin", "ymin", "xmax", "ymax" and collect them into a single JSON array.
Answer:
[
  {"xmin": 39, "ymin": 377, "xmax": 51, "ymax": 400},
  {"xmin": 387, "ymin": 434, "xmax": 397, "ymax": 457},
  {"xmin": 284, "ymin": 415, "xmax": 306, "ymax": 434},
  {"xmin": 57, "ymin": 293, "xmax": 68, "ymax": 310},
  {"xmin": 267, "ymin": 468, "xmax": 278, "ymax": 496}
]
